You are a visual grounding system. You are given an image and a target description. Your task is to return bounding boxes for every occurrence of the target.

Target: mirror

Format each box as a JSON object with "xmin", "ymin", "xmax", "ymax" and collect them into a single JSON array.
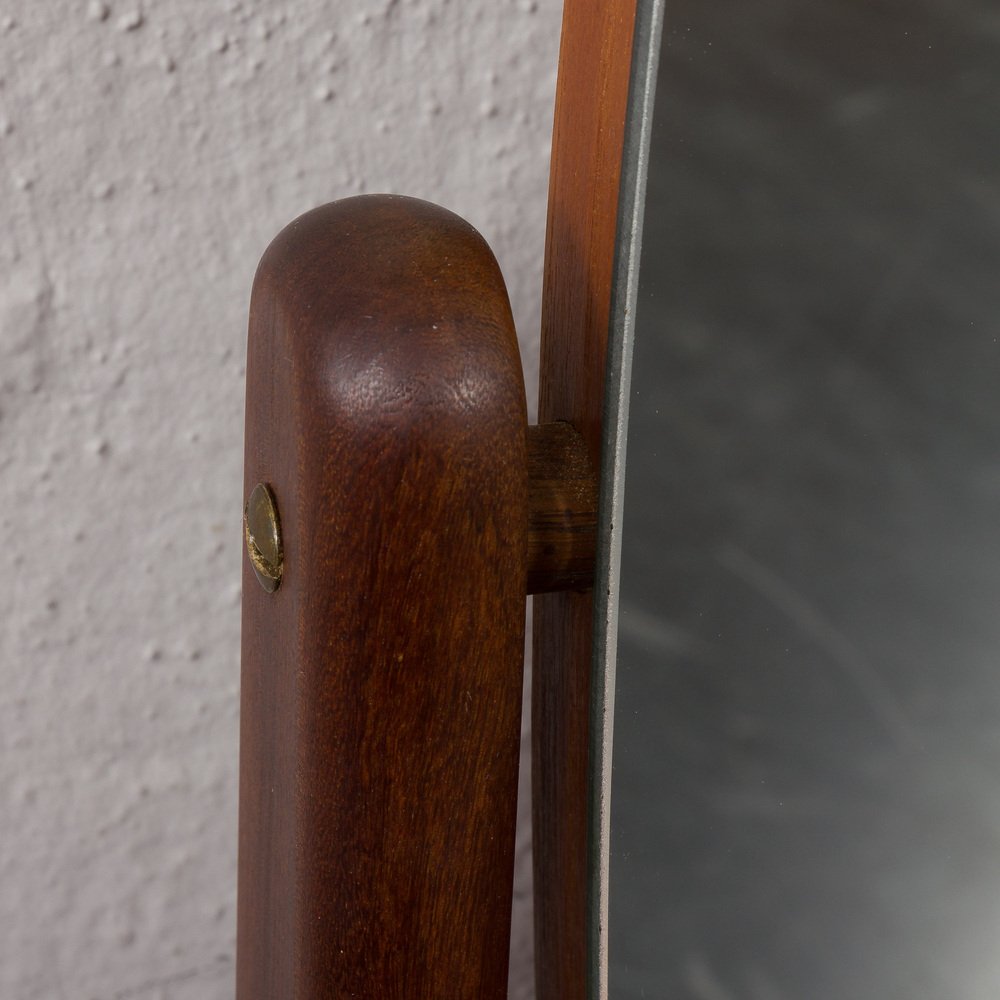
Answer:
[{"xmin": 609, "ymin": 0, "xmax": 1000, "ymax": 996}]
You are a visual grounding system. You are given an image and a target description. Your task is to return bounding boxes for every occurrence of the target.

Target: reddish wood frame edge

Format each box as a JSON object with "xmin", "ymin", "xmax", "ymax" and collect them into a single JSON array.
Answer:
[
  {"xmin": 237, "ymin": 195, "xmax": 528, "ymax": 999},
  {"xmin": 533, "ymin": 3, "xmax": 641, "ymax": 1000}
]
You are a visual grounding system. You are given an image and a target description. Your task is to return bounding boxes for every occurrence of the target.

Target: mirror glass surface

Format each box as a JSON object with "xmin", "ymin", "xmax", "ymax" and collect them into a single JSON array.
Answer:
[{"xmin": 610, "ymin": 0, "xmax": 1000, "ymax": 996}]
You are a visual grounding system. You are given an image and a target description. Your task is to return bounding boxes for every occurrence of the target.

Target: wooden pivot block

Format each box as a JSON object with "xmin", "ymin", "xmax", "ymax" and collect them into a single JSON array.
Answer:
[{"xmin": 527, "ymin": 422, "xmax": 598, "ymax": 595}]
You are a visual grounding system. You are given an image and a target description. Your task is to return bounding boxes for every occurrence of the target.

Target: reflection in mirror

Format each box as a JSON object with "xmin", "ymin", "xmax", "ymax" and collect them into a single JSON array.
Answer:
[{"xmin": 610, "ymin": 0, "xmax": 1000, "ymax": 997}]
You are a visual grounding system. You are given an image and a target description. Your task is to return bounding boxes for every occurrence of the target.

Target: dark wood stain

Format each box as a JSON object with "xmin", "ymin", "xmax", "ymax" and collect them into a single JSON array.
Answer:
[{"xmin": 237, "ymin": 195, "xmax": 529, "ymax": 1000}]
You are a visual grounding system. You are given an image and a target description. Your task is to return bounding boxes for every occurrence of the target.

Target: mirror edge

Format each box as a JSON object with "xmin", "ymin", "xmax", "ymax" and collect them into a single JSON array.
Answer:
[{"xmin": 588, "ymin": 2, "xmax": 665, "ymax": 997}]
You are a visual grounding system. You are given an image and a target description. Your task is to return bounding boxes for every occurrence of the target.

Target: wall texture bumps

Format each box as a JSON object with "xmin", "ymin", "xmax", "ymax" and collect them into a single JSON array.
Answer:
[{"xmin": 0, "ymin": 2, "xmax": 559, "ymax": 997}]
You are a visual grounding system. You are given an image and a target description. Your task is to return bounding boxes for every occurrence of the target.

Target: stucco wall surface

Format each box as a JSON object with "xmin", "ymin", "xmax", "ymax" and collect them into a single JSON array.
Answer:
[{"xmin": 0, "ymin": 2, "xmax": 559, "ymax": 997}]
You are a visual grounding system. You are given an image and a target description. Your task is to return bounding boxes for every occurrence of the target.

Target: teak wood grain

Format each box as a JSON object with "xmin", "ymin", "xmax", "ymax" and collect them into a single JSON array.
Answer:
[
  {"xmin": 534, "ymin": 3, "xmax": 640, "ymax": 1000},
  {"xmin": 237, "ymin": 195, "xmax": 528, "ymax": 999}
]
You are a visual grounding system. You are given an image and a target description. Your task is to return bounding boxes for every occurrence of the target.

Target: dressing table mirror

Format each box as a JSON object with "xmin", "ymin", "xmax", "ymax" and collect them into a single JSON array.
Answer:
[{"xmin": 235, "ymin": 0, "xmax": 1000, "ymax": 997}]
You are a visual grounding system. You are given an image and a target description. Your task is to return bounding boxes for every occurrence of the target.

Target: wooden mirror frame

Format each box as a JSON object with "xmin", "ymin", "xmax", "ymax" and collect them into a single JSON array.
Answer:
[
  {"xmin": 235, "ymin": 2, "xmax": 659, "ymax": 997},
  {"xmin": 534, "ymin": 2, "xmax": 661, "ymax": 999}
]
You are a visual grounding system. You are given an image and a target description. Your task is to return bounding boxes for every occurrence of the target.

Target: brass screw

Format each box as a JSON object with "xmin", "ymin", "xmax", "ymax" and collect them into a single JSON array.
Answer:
[{"xmin": 244, "ymin": 482, "xmax": 282, "ymax": 592}]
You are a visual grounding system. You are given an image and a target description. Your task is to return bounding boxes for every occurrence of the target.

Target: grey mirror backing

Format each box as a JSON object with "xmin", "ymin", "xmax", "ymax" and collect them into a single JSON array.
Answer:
[
  {"xmin": 610, "ymin": 0, "xmax": 1000, "ymax": 997},
  {"xmin": 588, "ymin": 2, "xmax": 664, "ymax": 998}
]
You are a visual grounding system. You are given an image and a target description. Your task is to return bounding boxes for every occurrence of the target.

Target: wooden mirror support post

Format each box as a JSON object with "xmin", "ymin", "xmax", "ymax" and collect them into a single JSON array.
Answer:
[{"xmin": 236, "ymin": 195, "xmax": 599, "ymax": 998}]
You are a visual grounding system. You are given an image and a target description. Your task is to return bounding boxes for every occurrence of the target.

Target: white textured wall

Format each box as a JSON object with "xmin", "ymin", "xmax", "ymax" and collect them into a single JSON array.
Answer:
[{"xmin": 0, "ymin": 2, "xmax": 559, "ymax": 997}]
